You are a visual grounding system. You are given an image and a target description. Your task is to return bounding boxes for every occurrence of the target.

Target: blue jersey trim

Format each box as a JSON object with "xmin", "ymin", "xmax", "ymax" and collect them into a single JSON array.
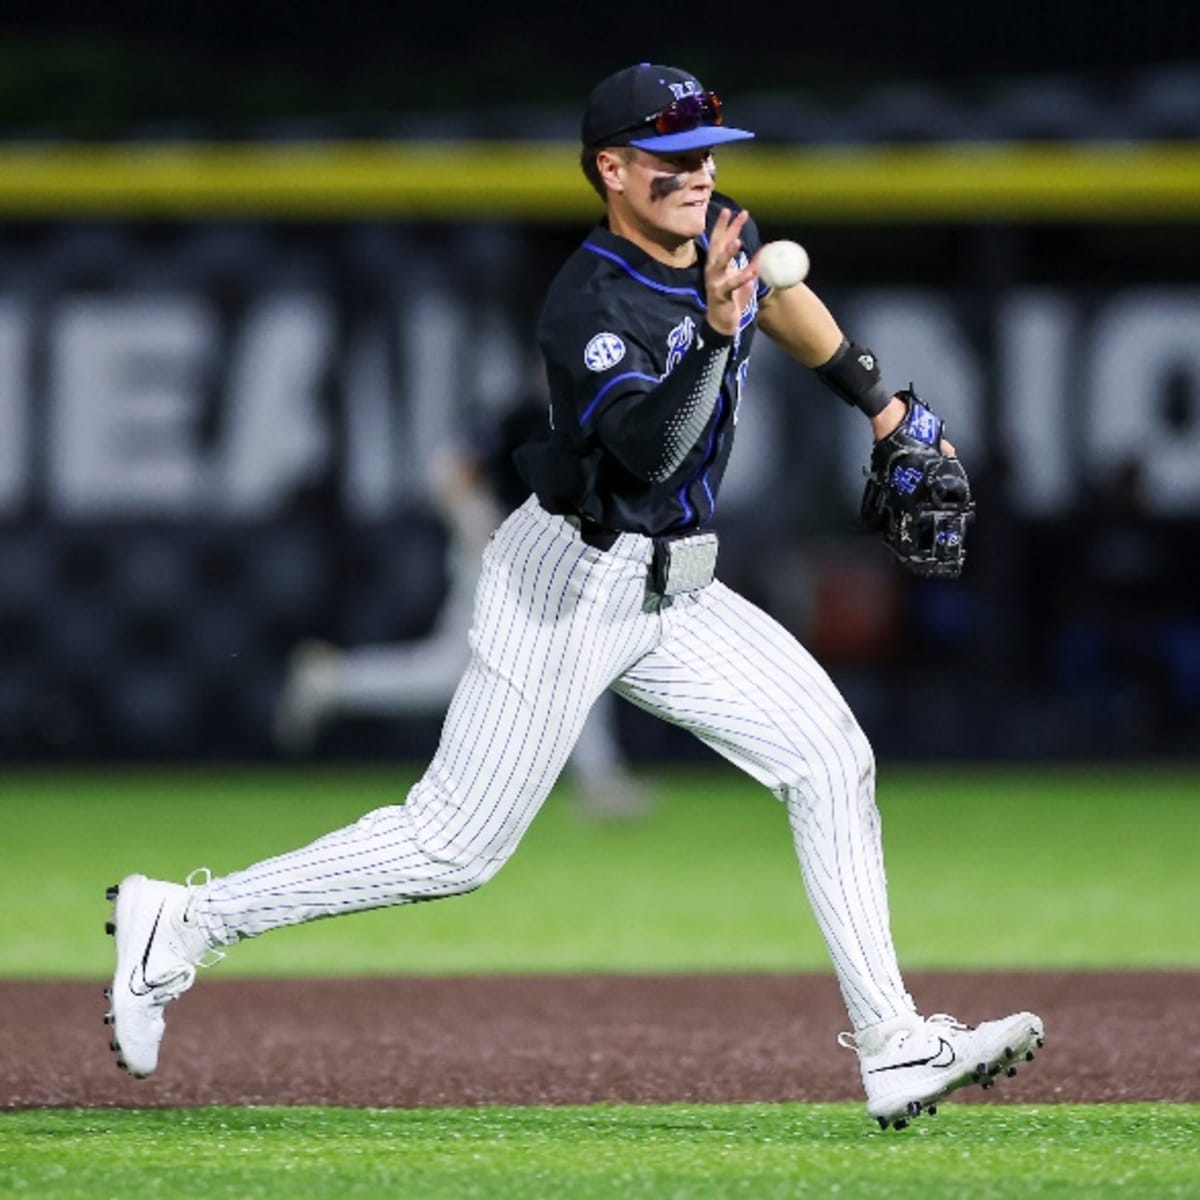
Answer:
[
  {"xmin": 583, "ymin": 242, "xmax": 708, "ymax": 311},
  {"xmin": 580, "ymin": 369, "xmax": 660, "ymax": 426},
  {"xmin": 698, "ymin": 392, "xmax": 725, "ymax": 516},
  {"xmin": 673, "ymin": 482, "xmax": 695, "ymax": 528},
  {"xmin": 668, "ymin": 389, "xmax": 727, "ymax": 531},
  {"xmin": 581, "ymin": 224, "xmax": 740, "ymax": 532}
]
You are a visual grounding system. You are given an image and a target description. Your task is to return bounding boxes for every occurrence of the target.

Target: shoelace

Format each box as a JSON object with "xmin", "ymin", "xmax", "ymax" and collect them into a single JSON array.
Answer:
[
  {"xmin": 143, "ymin": 867, "xmax": 227, "ymax": 993},
  {"xmin": 837, "ymin": 1012, "xmax": 971, "ymax": 1051},
  {"xmin": 182, "ymin": 866, "xmax": 226, "ymax": 971},
  {"xmin": 148, "ymin": 963, "xmax": 198, "ymax": 1009},
  {"xmin": 926, "ymin": 1013, "xmax": 971, "ymax": 1032}
]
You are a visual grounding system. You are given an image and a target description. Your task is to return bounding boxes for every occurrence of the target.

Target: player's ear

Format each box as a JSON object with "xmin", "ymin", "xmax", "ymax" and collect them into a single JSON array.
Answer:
[{"xmin": 595, "ymin": 148, "xmax": 628, "ymax": 195}]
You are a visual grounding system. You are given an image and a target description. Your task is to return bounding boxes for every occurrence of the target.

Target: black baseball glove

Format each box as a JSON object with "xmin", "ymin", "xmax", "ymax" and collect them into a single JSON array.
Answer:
[{"xmin": 860, "ymin": 388, "xmax": 974, "ymax": 579}]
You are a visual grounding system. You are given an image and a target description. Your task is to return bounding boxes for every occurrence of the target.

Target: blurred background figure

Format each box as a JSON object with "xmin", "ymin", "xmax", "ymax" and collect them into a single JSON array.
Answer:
[
  {"xmin": 1050, "ymin": 457, "xmax": 1200, "ymax": 752},
  {"xmin": 274, "ymin": 383, "xmax": 654, "ymax": 820},
  {"xmin": 0, "ymin": 6, "xmax": 1196, "ymax": 769}
]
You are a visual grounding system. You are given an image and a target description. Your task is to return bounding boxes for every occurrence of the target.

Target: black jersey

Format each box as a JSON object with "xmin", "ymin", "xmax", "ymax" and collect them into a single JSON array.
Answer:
[
  {"xmin": 516, "ymin": 193, "xmax": 768, "ymax": 538},
  {"xmin": 474, "ymin": 392, "xmax": 550, "ymax": 513}
]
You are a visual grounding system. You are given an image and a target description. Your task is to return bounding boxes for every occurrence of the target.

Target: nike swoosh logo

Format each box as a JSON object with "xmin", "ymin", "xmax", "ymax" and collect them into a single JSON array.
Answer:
[
  {"xmin": 126, "ymin": 901, "xmax": 166, "ymax": 997},
  {"xmin": 867, "ymin": 1036, "xmax": 956, "ymax": 1074}
]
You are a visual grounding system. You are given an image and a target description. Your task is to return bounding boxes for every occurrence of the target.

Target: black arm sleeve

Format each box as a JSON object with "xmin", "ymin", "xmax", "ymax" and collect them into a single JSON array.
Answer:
[{"xmin": 595, "ymin": 322, "xmax": 732, "ymax": 482}]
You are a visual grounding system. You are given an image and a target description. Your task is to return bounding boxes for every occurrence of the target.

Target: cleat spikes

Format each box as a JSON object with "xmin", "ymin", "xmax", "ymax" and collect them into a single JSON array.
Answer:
[
  {"xmin": 103, "ymin": 1013, "xmax": 113, "ymax": 1025},
  {"xmin": 105, "ymin": 920, "xmax": 116, "ymax": 936},
  {"xmin": 101, "ymin": 872, "xmax": 219, "ymax": 1081},
  {"xmin": 109, "ymin": 1039, "xmax": 120, "ymax": 1052},
  {"xmin": 103, "ymin": 987, "xmax": 112, "ymax": 999},
  {"xmin": 106, "ymin": 885, "xmax": 119, "ymax": 901},
  {"xmin": 1036, "ymin": 1037, "xmax": 1045, "ymax": 1049},
  {"xmin": 858, "ymin": 1009, "xmax": 1045, "ymax": 1131}
]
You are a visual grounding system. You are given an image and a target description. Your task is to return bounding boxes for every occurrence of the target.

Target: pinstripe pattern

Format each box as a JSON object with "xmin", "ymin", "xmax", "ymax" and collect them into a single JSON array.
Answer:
[
  {"xmin": 197, "ymin": 498, "xmax": 656, "ymax": 939},
  {"xmin": 195, "ymin": 496, "xmax": 913, "ymax": 1031},
  {"xmin": 614, "ymin": 582, "xmax": 911, "ymax": 1029}
]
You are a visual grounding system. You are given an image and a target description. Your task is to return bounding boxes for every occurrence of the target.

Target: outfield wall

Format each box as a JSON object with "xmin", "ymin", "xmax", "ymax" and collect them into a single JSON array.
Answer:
[{"xmin": 1, "ymin": 142, "xmax": 1197, "ymax": 761}]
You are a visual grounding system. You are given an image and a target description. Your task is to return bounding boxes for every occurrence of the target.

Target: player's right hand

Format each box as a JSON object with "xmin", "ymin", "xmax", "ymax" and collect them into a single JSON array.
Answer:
[{"xmin": 704, "ymin": 208, "xmax": 757, "ymax": 336}]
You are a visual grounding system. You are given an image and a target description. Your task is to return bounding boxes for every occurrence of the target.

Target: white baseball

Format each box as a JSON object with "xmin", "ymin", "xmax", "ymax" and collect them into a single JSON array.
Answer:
[{"xmin": 757, "ymin": 240, "xmax": 810, "ymax": 291}]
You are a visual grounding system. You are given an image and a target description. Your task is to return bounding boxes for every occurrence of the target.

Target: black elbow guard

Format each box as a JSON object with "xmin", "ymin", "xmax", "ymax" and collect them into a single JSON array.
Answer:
[{"xmin": 815, "ymin": 338, "xmax": 892, "ymax": 418}]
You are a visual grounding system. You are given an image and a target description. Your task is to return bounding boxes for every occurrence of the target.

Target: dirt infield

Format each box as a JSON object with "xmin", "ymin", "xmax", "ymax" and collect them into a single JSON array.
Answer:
[{"xmin": 4, "ymin": 971, "xmax": 1197, "ymax": 1109}]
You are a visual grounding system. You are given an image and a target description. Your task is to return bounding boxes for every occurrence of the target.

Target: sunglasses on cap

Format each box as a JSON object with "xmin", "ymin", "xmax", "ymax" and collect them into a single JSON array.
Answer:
[
  {"xmin": 608, "ymin": 91, "xmax": 725, "ymax": 141},
  {"xmin": 646, "ymin": 90, "xmax": 724, "ymax": 134}
]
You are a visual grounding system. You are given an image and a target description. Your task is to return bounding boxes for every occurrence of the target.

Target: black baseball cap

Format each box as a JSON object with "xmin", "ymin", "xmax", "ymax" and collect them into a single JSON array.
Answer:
[{"xmin": 581, "ymin": 63, "xmax": 756, "ymax": 154}]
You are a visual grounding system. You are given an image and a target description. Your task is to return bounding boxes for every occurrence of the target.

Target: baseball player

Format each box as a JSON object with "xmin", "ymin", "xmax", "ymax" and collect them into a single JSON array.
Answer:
[
  {"xmin": 274, "ymin": 392, "xmax": 653, "ymax": 818},
  {"xmin": 105, "ymin": 63, "xmax": 1042, "ymax": 1129}
]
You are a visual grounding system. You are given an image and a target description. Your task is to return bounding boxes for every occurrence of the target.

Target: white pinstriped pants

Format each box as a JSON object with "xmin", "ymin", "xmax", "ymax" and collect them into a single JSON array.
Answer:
[{"xmin": 197, "ymin": 496, "xmax": 914, "ymax": 1031}]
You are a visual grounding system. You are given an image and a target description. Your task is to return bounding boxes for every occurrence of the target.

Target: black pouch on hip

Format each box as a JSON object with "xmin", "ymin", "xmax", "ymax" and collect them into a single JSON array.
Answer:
[{"xmin": 650, "ymin": 532, "xmax": 719, "ymax": 597}]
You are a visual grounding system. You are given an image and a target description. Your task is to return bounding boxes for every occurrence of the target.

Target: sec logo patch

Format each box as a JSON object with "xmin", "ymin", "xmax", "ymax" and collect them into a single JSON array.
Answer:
[{"xmin": 584, "ymin": 332, "xmax": 626, "ymax": 372}]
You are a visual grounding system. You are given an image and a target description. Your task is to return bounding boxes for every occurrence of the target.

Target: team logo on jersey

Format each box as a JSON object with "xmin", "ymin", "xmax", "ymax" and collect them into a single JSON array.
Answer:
[
  {"xmin": 664, "ymin": 316, "xmax": 695, "ymax": 376},
  {"xmin": 583, "ymin": 332, "xmax": 626, "ymax": 372}
]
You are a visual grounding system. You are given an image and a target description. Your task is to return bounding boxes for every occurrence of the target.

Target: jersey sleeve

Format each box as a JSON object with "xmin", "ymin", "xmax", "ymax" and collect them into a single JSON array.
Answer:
[
  {"xmin": 539, "ymin": 294, "xmax": 735, "ymax": 484},
  {"xmin": 595, "ymin": 324, "xmax": 733, "ymax": 482},
  {"xmin": 537, "ymin": 296, "xmax": 661, "ymax": 440}
]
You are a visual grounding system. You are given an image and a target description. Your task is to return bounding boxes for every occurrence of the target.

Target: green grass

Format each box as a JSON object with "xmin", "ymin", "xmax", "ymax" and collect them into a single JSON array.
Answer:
[
  {"xmin": 4, "ymin": 767, "xmax": 1197, "ymax": 1199},
  {"xmin": 2, "ymin": 1104, "xmax": 1197, "ymax": 1199},
  {"xmin": 2, "ymin": 763, "xmax": 1197, "ymax": 978}
]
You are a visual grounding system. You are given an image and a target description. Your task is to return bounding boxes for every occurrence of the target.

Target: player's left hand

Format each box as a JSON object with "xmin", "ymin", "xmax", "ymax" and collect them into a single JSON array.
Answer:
[
  {"xmin": 870, "ymin": 394, "xmax": 956, "ymax": 457},
  {"xmin": 860, "ymin": 389, "xmax": 974, "ymax": 579}
]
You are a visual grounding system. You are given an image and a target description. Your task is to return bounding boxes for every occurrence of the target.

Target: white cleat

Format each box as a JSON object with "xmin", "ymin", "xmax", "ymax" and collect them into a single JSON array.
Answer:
[
  {"xmin": 840, "ymin": 1010, "xmax": 1045, "ymax": 1130},
  {"xmin": 104, "ymin": 872, "xmax": 221, "ymax": 1078},
  {"xmin": 273, "ymin": 641, "xmax": 340, "ymax": 754}
]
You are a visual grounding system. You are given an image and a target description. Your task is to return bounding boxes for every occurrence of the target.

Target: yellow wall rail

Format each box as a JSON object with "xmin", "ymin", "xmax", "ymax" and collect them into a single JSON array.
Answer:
[{"xmin": 0, "ymin": 140, "xmax": 1197, "ymax": 220}]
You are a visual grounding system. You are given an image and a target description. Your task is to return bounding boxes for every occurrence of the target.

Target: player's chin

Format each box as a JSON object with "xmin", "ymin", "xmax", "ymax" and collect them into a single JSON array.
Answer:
[{"xmin": 676, "ymin": 203, "xmax": 708, "ymax": 237}]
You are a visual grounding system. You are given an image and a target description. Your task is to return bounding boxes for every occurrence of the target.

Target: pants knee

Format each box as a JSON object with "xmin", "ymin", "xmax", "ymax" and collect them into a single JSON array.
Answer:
[
  {"xmin": 804, "ymin": 712, "xmax": 875, "ymax": 801},
  {"xmin": 850, "ymin": 722, "xmax": 876, "ymax": 783},
  {"xmin": 816, "ymin": 703, "xmax": 875, "ymax": 785},
  {"xmin": 412, "ymin": 830, "xmax": 507, "ymax": 895}
]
